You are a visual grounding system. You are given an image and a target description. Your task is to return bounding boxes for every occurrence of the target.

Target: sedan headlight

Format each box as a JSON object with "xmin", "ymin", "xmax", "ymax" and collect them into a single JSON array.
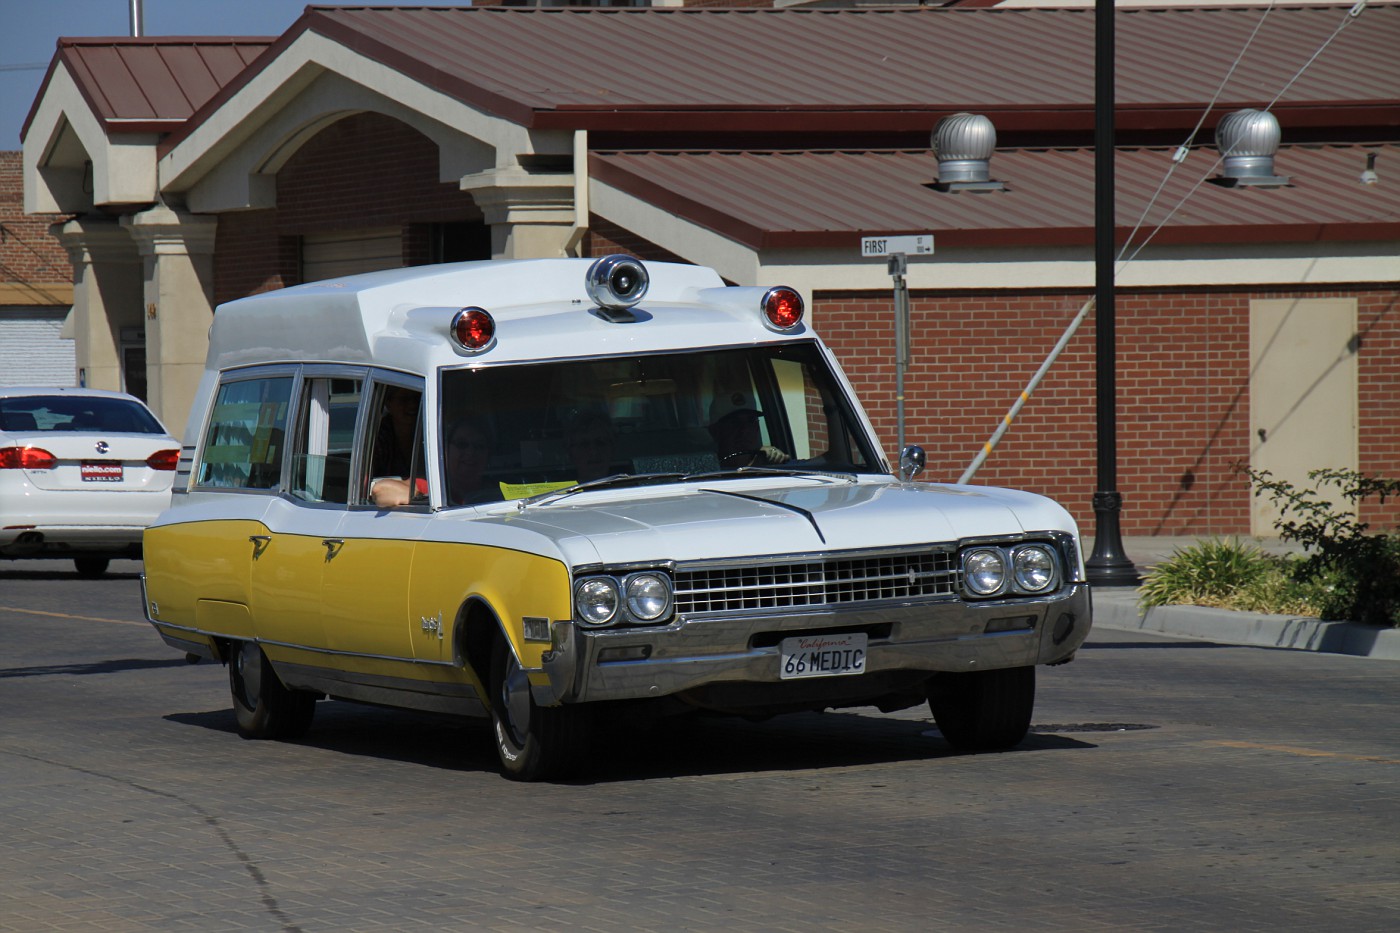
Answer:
[
  {"xmin": 1012, "ymin": 545, "xmax": 1057, "ymax": 592},
  {"xmin": 624, "ymin": 572, "xmax": 672, "ymax": 622},
  {"xmin": 574, "ymin": 577, "xmax": 620, "ymax": 626},
  {"xmin": 963, "ymin": 548, "xmax": 1006, "ymax": 596}
]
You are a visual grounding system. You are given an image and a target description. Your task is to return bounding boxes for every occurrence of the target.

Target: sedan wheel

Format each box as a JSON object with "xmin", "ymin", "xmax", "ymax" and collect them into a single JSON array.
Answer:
[
  {"xmin": 928, "ymin": 665, "xmax": 1036, "ymax": 752},
  {"xmin": 229, "ymin": 641, "xmax": 317, "ymax": 740},
  {"xmin": 489, "ymin": 634, "xmax": 591, "ymax": 781}
]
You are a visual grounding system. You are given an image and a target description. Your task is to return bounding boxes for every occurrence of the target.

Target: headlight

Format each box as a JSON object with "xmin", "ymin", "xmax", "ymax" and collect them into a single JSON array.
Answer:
[
  {"xmin": 624, "ymin": 572, "xmax": 672, "ymax": 622},
  {"xmin": 575, "ymin": 578, "xmax": 620, "ymax": 626},
  {"xmin": 1013, "ymin": 545, "xmax": 1057, "ymax": 592},
  {"xmin": 963, "ymin": 548, "xmax": 1006, "ymax": 596}
]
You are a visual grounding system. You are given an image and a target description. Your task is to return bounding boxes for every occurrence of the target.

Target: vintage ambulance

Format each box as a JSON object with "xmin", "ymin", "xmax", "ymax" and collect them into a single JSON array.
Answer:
[{"xmin": 142, "ymin": 255, "xmax": 1091, "ymax": 780}]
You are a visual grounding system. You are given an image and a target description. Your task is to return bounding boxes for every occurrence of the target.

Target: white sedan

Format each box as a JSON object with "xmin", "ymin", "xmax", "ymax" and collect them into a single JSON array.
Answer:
[{"xmin": 0, "ymin": 387, "xmax": 179, "ymax": 576}]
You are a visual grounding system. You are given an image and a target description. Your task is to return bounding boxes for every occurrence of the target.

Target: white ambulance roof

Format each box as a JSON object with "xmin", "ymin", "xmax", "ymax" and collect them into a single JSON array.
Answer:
[{"xmin": 205, "ymin": 258, "xmax": 809, "ymax": 374}]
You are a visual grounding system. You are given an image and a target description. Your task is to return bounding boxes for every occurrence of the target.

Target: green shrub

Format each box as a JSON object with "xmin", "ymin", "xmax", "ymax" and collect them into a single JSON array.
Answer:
[
  {"xmin": 1139, "ymin": 537, "xmax": 1325, "ymax": 616},
  {"xmin": 1246, "ymin": 467, "xmax": 1400, "ymax": 627}
]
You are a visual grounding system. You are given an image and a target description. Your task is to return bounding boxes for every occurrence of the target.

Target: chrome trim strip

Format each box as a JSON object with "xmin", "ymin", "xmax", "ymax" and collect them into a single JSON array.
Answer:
[{"xmin": 139, "ymin": 616, "xmax": 459, "ymax": 669}]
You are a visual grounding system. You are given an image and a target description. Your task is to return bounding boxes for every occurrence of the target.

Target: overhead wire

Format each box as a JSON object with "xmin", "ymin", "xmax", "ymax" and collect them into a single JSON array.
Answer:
[{"xmin": 959, "ymin": 0, "xmax": 1374, "ymax": 483}]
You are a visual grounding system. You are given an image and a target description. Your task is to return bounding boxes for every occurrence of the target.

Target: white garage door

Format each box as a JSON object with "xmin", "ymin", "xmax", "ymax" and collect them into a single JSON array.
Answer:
[
  {"xmin": 0, "ymin": 307, "xmax": 76, "ymax": 386},
  {"xmin": 301, "ymin": 228, "xmax": 404, "ymax": 283}
]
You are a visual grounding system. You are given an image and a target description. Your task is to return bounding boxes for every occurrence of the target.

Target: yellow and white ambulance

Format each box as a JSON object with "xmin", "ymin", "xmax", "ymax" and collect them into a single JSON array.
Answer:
[{"xmin": 142, "ymin": 255, "xmax": 1091, "ymax": 780}]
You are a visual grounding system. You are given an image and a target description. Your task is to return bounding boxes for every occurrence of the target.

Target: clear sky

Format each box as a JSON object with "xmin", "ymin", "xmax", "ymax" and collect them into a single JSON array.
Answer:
[{"xmin": 0, "ymin": 0, "xmax": 438, "ymax": 149}]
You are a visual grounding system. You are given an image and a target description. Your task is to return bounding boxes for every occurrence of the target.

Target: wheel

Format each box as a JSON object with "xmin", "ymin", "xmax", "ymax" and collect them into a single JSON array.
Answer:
[
  {"xmin": 74, "ymin": 557, "xmax": 110, "ymax": 577},
  {"xmin": 229, "ymin": 641, "xmax": 317, "ymax": 740},
  {"xmin": 927, "ymin": 665, "xmax": 1035, "ymax": 752},
  {"xmin": 489, "ymin": 633, "xmax": 591, "ymax": 781}
]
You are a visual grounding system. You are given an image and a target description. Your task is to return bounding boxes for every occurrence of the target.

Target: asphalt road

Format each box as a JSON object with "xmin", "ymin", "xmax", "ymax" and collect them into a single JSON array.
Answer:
[{"xmin": 3, "ymin": 561, "xmax": 1399, "ymax": 932}]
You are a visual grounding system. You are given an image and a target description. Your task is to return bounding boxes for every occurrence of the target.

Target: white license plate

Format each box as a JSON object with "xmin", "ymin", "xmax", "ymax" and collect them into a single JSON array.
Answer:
[
  {"xmin": 779, "ymin": 632, "xmax": 867, "ymax": 680},
  {"xmin": 81, "ymin": 462, "xmax": 123, "ymax": 482}
]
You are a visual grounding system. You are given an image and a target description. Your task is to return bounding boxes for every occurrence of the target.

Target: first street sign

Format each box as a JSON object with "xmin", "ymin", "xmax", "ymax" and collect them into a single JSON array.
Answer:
[{"xmin": 860, "ymin": 234, "xmax": 934, "ymax": 258}]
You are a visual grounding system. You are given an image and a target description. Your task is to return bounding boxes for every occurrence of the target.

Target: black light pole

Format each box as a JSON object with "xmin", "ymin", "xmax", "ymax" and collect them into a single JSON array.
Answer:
[{"xmin": 1085, "ymin": 0, "xmax": 1140, "ymax": 587}]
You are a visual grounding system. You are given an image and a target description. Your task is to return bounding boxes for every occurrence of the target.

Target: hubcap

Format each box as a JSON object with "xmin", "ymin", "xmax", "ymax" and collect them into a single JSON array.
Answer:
[
  {"xmin": 237, "ymin": 643, "xmax": 262, "ymax": 707},
  {"xmin": 499, "ymin": 652, "xmax": 532, "ymax": 748}
]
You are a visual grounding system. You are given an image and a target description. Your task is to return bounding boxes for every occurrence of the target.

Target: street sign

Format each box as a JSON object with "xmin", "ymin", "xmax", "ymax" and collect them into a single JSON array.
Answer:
[{"xmin": 860, "ymin": 234, "xmax": 934, "ymax": 258}]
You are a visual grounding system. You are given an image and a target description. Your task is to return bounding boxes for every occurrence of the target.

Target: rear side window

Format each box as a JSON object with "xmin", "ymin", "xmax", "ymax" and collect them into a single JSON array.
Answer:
[
  {"xmin": 0, "ymin": 396, "xmax": 165, "ymax": 434},
  {"xmin": 196, "ymin": 377, "xmax": 294, "ymax": 489}
]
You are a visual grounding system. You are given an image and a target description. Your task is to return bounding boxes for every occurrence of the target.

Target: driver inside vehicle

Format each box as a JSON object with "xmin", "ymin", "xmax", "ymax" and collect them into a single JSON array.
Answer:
[{"xmin": 708, "ymin": 391, "xmax": 790, "ymax": 469}]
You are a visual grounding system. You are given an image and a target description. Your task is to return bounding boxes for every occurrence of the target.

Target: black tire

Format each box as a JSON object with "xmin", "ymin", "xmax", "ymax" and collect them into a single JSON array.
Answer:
[
  {"xmin": 73, "ymin": 557, "xmax": 110, "ymax": 577},
  {"xmin": 928, "ymin": 665, "xmax": 1036, "ymax": 752},
  {"xmin": 489, "ymin": 634, "xmax": 591, "ymax": 781},
  {"xmin": 229, "ymin": 641, "xmax": 317, "ymax": 740}
]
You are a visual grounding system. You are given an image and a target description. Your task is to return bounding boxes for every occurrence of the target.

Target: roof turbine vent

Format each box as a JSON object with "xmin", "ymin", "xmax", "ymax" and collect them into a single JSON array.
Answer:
[
  {"xmin": 1212, "ymin": 109, "xmax": 1289, "ymax": 188},
  {"xmin": 931, "ymin": 112, "xmax": 1005, "ymax": 193}
]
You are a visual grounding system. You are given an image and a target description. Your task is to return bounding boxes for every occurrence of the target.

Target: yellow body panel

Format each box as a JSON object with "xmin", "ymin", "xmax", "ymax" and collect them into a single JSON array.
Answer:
[
  {"xmin": 195, "ymin": 599, "xmax": 255, "ymax": 641},
  {"xmin": 408, "ymin": 541, "xmax": 572, "ymax": 669},
  {"xmin": 144, "ymin": 520, "xmax": 261, "ymax": 629},
  {"xmin": 321, "ymin": 534, "xmax": 416, "ymax": 659},
  {"xmin": 249, "ymin": 531, "xmax": 331, "ymax": 648}
]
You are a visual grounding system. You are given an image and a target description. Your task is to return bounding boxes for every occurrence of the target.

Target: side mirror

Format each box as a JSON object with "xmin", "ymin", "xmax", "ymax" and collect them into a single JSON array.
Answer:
[{"xmin": 899, "ymin": 445, "xmax": 926, "ymax": 482}]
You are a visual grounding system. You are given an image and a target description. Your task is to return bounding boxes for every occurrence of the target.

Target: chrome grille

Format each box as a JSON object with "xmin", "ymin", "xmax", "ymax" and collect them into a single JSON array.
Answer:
[{"xmin": 674, "ymin": 550, "xmax": 957, "ymax": 615}]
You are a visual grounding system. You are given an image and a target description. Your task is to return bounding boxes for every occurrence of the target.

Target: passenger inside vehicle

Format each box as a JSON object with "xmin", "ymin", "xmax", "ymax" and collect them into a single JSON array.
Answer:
[
  {"xmin": 444, "ymin": 415, "xmax": 501, "ymax": 505},
  {"xmin": 708, "ymin": 391, "xmax": 789, "ymax": 469},
  {"xmin": 565, "ymin": 409, "xmax": 619, "ymax": 482}
]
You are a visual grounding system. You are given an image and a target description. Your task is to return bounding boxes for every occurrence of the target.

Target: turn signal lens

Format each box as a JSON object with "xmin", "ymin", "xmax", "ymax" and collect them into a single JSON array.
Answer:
[
  {"xmin": 451, "ymin": 307, "xmax": 496, "ymax": 352},
  {"xmin": 762, "ymin": 286, "xmax": 804, "ymax": 330},
  {"xmin": 147, "ymin": 449, "xmax": 180, "ymax": 471},
  {"xmin": 0, "ymin": 446, "xmax": 57, "ymax": 470}
]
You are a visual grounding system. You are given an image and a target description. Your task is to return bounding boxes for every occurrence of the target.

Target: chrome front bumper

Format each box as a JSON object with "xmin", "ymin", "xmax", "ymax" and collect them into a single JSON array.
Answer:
[{"xmin": 537, "ymin": 583, "xmax": 1091, "ymax": 705}]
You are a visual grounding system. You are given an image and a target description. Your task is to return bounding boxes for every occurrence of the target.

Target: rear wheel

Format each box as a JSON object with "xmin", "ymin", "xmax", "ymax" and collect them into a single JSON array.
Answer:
[
  {"xmin": 229, "ymin": 641, "xmax": 317, "ymax": 740},
  {"xmin": 489, "ymin": 634, "xmax": 591, "ymax": 781},
  {"xmin": 928, "ymin": 665, "xmax": 1035, "ymax": 752},
  {"xmin": 73, "ymin": 557, "xmax": 109, "ymax": 577}
]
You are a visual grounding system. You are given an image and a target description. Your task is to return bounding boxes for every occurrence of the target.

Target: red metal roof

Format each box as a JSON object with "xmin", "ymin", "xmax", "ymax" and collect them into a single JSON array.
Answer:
[
  {"xmin": 279, "ymin": 5, "xmax": 1400, "ymax": 133},
  {"xmin": 590, "ymin": 144, "xmax": 1400, "ymax": 250},
  {"xmin": 22, "ymin": 37, "xmax": 273, "ymax": 141}
]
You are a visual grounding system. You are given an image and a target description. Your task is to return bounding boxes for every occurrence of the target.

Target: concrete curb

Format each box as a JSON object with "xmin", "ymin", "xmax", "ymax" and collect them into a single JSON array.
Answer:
[{"xmin": 1091, "ymin": 587, "xmax": 1400, "ymax": 662}]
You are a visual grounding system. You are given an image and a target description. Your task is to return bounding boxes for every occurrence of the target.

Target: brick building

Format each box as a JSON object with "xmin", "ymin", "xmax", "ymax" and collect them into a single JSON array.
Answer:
[
  {"xmin": 0, "ymin": 151, "xmax": 74, "ymax": 386},
  {"xmin": 19, "ymin": 5, "xmax": 1400, "ymax": 538}
]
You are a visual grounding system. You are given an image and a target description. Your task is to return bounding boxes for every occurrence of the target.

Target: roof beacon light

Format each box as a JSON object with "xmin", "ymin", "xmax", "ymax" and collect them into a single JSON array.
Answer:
[
  {"xmin": 762, "ymin": 286, "xmax": 804, "ymax": 331},
  {"xmin": 451, "ymin": 306, "xmax": 496, "ymax": 353},
  {"xmin": 586, "ymin": 255, "xmax": 649, "ymax": 312}
]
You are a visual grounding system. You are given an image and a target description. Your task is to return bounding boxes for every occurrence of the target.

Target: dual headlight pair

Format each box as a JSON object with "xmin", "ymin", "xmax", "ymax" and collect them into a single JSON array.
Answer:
[
  {"xmin": 961, "ymin": 543, "xmax": 1060, "ymax": 598},
  {"xmin": 574, "ymin": 571, "xmax": 673, "ymax": 627}
]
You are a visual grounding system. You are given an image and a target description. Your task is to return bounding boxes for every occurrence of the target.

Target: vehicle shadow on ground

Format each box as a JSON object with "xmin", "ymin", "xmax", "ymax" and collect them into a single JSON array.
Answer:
[
  {"xmin": 0, "ymin": 568, "xmax": 143, "ymax": 582},
  {"xmin": 167, "ymin": 702, "xmax": 1097, "ymax": 783},
  {"xmin": 1, "ymin": 657, "xmax": 194, "ymax": 678}
]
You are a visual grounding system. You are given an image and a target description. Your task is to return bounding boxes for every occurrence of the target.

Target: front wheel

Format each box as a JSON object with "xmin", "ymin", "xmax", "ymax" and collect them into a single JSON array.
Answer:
[
  {"xmin": 489, "ymin": 634, "xmax": 591, "ymax": 781},
  {"xmin": 927, "ymin": 665, "xmax": 1035, "ymax": 752},
  {"xmin": 229, "ymin": 641, "xmax": 317, "ymax": 740}
]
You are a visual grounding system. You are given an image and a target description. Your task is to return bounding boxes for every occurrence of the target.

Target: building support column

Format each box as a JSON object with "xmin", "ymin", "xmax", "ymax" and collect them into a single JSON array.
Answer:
[
  {"xmin": 52, "ymin": 215, "xmax": 142, "ymax": 394},
  {"xmin": 461, "ymin": 167, "xmax": 575, "ymax": 259},
  {"xmin": 122, "ymin": 205, "xmax": 217, "ymax": 431}
]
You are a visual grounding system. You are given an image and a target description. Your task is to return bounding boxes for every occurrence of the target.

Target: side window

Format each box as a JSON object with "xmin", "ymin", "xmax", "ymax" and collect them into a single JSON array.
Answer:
[
  {"xmin": 362, "ymin": 382, "xmax": 427, "ymax": 505},
  {"xmin": 290, "ymin": 376, "xmax": 362, "ymax": 504},
  {"xmin": 196, "ymin": 376, "xmax": 294, "ymax": 489}
]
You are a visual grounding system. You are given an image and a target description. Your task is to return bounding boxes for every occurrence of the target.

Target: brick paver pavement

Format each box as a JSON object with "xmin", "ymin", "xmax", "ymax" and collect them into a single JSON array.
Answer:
[{"xmin": 3, "ymin": 563, "xmax": 1398, "ymax": 931}]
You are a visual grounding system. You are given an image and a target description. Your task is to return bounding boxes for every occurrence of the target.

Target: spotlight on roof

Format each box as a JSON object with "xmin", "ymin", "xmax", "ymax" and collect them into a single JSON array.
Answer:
[
  {"xmin": 928, "ymin": 113, "xmax": 1005, "ymax": 193},
  {"xmin": 1210, "ymin": 109, "xmax": 1289, "ymax": 188}
]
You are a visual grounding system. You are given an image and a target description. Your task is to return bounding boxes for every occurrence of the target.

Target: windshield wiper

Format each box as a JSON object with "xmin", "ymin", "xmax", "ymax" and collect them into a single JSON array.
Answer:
[
  {"xmin": 683, "ymin": 466, "xmax": 858, "ymax": 484},
  {"xmin": 515, "ymin": 472, "xmax": 686, "ymax": 509}
]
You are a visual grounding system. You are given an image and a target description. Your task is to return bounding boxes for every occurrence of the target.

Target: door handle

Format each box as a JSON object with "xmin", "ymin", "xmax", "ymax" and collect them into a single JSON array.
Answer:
[
  {"xmin": 322, "ymin": 538, "xmax": 344, "ymax": 560},
  {"xmin": 248, "ymin": 535, "xmax": 271, "ymax": 559}
]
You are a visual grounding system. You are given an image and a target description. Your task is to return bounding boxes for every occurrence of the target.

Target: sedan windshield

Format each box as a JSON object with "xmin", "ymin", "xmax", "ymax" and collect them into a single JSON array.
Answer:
[
  {"xmin": 0, "ymin": 396, "xmax": 166, "ymax": 434},
  {"xmin": 437, "ymin": 341, "xmax": 882, "ymax": 505}
]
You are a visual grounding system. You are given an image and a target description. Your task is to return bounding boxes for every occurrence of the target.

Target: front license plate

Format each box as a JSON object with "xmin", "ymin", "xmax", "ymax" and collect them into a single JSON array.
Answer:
[
  {"xmin": 780, "ymin": 632, "xmax": 867, "ymax": 680},
  {"xmin": 81, "ymin": 461, "xmax": 123, "ymax": 482}
]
